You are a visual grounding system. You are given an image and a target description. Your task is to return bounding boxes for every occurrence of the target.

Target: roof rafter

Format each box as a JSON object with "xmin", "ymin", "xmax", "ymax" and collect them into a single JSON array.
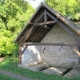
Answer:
[
  {"xmin": 24, "ymin": 42, "xmax": 80, "ymax": 46},
  {"xmin": 46, "ymin": 11, "xmax": 80, "ymax": 43}
]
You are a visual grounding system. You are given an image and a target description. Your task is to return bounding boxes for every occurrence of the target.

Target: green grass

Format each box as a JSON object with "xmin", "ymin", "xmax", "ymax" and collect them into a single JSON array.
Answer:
[
  {"xmin": 0, "ymin": 57, "xmax": 80, "ymax": 80},
  {"xmin": 0, "ymin": 73, "xmax": 18, "ymax": 80}
]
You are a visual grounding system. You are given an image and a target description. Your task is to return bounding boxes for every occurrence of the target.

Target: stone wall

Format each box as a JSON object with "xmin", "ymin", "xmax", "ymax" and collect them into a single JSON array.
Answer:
[
  {"xmin": 40, "ymin": 24, "xmax": 79, "ymax": 68},
  {"xmin": 21, "ymin": 24, "xmax": 79, "ymax": 68}
]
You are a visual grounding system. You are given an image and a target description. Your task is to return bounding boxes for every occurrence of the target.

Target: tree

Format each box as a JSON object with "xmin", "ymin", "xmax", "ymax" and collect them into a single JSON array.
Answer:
[
  {"xmin": 0, "ymin": 0, "xmax": 34, "ymax": 32},
  {"xmin": 0, "ymin": 0, "xmax": 34, "ymax": 56},
  {"xmin": 45, "ymin": 0, "xmax": 80, "ymax": 20}
]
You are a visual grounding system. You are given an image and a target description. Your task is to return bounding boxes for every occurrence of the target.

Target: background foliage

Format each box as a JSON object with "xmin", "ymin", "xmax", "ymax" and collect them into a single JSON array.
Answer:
[
  {"xmin": 45, "ymin": 0, "xmax": 80, "ymax": 20},
  {"xmin": 0, "ymin": 0, "xmax": 34, "ymax": 56},
  {"xmin": 0, "ymin": 0, "xmax": 80, "ymax": 56}
]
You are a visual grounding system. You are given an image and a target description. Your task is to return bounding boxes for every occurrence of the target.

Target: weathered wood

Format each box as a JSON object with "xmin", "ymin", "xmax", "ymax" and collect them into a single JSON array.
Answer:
[
  {"xmin": 22, "ymin": 45, "xmax": 28, "ymax": 54},
  {"xmin": 58, "ymin": 22, "xmax": 80, "ymax": 42},
  {"xmin": 22, "ymin": 27, "xmax": 34, "ymax": 43},
  {"xmin": 24, "ymin": 42, "xmax": 80, "ymax": 46},
  {"xmin": 19, "ymin": 44, "xmax": 23, "ymax": 65},
  {"xmin": 21, "ymin": 11, "xmax": 44, "ymax": 43},
  {"xmin": 73, "ymin": 47, "xmax": 80, "ymax": 56},
  {"xmin": 29, "ymin": 21, "xmax": 56, "ymax": 26},
  {"xmin": 34, "ymin": 11, "xmax": 44, "ymax": 23},
  {"xmin": 44, "ymin": 4, "xmax": 80, "ymax": 34},
  {"xmin": 36, "ymin": 29, "xmax": 49, "ymax": 42},
  {"xmin": 31, "ymin": 28, "xmax": 44, "ymax": 42},
  {"xmin": 44, "ymin": 9, "xmax": 47, "ymax": 23},
  {"xmin": 46, "ymin": 11, "xmax": 58, "ymax": 22},
  {"xmin": 44, "ymin": 9, "xmax": 47, "ymax": 28},
  {"xmin": 46, "ymin": 12, "xmax": 80, "ymax": 42}
]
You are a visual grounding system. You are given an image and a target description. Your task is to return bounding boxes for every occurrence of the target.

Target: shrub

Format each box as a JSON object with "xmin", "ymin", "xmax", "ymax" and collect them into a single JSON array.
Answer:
[{"xmin": 0, "ymin": 30, "xmax": 18, "ymax": 57}]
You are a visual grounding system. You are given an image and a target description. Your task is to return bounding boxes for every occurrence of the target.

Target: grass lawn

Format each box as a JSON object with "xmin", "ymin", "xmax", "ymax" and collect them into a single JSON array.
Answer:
[
  {"xmin": 0, "ymin": 57, "xmax": 80, "ymax": 80},
  {"xmin": 0, "ymin": 73, "xmax": 18, "ymax": 80}
]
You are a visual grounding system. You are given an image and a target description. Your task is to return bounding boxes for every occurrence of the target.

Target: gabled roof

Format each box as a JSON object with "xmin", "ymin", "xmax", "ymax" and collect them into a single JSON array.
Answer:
[{"xmin": 14, "ymin": 3, "xmax": 80, "ymax": 43}]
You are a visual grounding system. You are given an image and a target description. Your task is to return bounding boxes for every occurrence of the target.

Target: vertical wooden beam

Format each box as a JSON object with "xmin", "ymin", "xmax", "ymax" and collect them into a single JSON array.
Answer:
[
  {"xmin": 73, "ymin": 47, "xmax": 80, "ymax": 64},
  {"xmin": 44, "ymin": 9, "xmax": 47, "ymax": 23},
  {"xmin": 18, "ymin": 44, "xmax": 23, "ymax": 65},
  {"xmin": 44, "ymin": 9, "xmax": 47, "ymax": 28}
]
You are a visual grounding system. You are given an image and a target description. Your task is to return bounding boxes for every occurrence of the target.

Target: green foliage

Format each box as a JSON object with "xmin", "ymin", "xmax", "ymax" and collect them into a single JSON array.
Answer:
[
  {"xmin": 0, "ymin": 30, "xmax": 17, "ymax": 56},
  {"xmin": 0, "ymin": 57, "xmax": 80, "ymax": 80},
  {"xmin": 0, "ymin": 0, "xmax": 35, "ymax": 56},
  {"xmin": 45, "ymin": 0, "xmax": 80, "ymax": 20}
]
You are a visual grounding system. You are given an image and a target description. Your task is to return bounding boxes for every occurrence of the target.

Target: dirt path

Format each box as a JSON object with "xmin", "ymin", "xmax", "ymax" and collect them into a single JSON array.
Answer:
[
  {"xmin": 0, "ymin": 69, "xmax": 33, "ymax": 80},
  {"xmin": 0, "ymin": 57, "xmax": 4, "ymax": 62}
]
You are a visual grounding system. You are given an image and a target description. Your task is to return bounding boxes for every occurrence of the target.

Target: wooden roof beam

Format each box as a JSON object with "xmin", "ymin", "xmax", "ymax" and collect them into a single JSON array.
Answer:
[
  {"xmin": 46, "ymin": 11, "xmax": 58, "ymax": 22},
  {"xmin": 46, "ymin": 11, "xmax": 80, "ymax": 43},
  {"xmin": 24, "ymin": 42, "xmax": 80, "ymax": 46},
  {"xmin": 58, "ymin": 22, "xmax": 80, "ymax": 43},
  {"xmin": 29, "ymin": 21, "xmax": 58, "ymax": 26},
  {"xmin": 21, "ymin": 11, "xmax": 45, "ymax": 43}
]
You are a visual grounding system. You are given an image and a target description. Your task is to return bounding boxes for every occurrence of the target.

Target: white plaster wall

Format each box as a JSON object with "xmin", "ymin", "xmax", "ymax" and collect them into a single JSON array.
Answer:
[
  {"xmin": 21, "ymin": 24, "xmax": 79, "ymax": 68},
  {"xmin": 21, "ymin": 46, "xmax": 41, "ymax": 66}
]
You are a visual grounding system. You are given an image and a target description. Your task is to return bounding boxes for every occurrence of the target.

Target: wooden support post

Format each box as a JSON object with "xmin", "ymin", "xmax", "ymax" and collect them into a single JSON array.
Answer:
[
  {"xmin": 44, "ymin": 9, "xmax": 47, "ymax": 28},
  {"xmin": 73, "ymin": 46, "xmax": 80, "ymax": 64},
  {"xmin": 22, "ymin": 45, "xmax": 28, "ymax": 54},
  {"xmin": 18, "ymin": 44, "xmax": 23, "ymax": 65},
  {"xmin": 73, "ymin": 47, "xmax": 80, "ymax": 56}
]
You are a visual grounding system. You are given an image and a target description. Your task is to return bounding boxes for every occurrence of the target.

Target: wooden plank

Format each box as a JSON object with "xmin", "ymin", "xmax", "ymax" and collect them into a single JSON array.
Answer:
[
  {"xmin": 30, "ymin": 28, "xmax": 44, "ymax": 42},
  {"xmin": 37, "ymin": 29, "xmax": 49, "ymax": 42},
  {"xmin": 46, "ymin": 11, "xmax": 80, "ymax": 42},
  {"xmin": 19, "ymin": 44, "xmax": 23, "ymax": 65},
  {"xmin": 34, "ymin": 11, "xmax": 44, "ymax": 23},
  {"xmin": 46, "ymin": 11, "xmax": 58, "ymax": 22},
  {"xmin": 44, "ymin": 9, "xmax": 47, "ymax": 28},
  {"xmin": 22, "ymin": 45, "xmax": 28, "ymax": 54},
  {"xmin": 21, "ymin": 27, "xmax": 34, "ymax": 43},
  {"xmin": 30, "ymin": 21, "xmax": 56, "ymax": 26},
  {"xmin": 44, "ymin": 9, "xmax": 47, "ymax": 23},
  {"xmin": 21, "ymin": 11, "xmax": 44, "ymax": 43},
  {"xmin": 35, "ymin": 29, "xmax": 49, "ymax": 42},
  {"xmin": 58, "ymin": 22, "xmax": 80, "ymax": 42},
  {"xmin": 73, "ymin": 47, "xmax": 80, "ymax": 56},
  {"xmin": 44, "ymin": 4, "xmax": 80, "ymax": 34},
  {"xmin": 24, "ymin": 42, "xmax": 80, "ymax": 46}
]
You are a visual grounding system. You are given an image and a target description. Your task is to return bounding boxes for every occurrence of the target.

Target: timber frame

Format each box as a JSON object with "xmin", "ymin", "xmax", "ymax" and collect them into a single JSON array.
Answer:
[{"xmin": 14, "ymin": 3, "xmax": 80, "ymax": 65}]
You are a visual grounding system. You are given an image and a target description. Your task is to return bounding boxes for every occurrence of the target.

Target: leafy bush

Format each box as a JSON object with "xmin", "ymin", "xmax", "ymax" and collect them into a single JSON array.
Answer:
[
  {"xmin": 0, "ymin": 0, "xmax": 34, "ymax": 57},
  {"xmin": 0, "ymin": 30, "xmax": 18, "ymax": 56}
]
